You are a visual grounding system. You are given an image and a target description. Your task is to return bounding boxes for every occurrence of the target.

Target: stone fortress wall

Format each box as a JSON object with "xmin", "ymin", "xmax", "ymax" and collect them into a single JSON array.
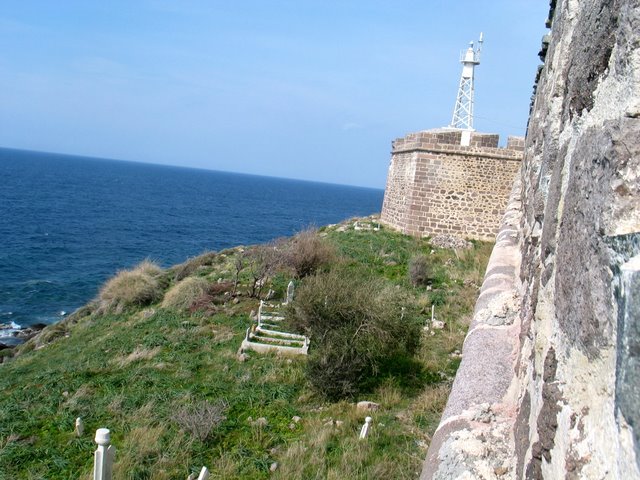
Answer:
[
  {"xmin": 421, "ymin": 0, "xmax": 640, "ymax": 478},
  {"xmin": 380, "ymin": 129, "xmax": 524, "ymax": 241}
]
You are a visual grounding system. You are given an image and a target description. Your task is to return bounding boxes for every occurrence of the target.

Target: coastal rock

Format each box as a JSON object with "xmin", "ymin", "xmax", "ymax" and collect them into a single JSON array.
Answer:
[
  {"xmin": 237, "ymin": 352, "xmax": 249, "ymax": 362},
  {"xmin": 432, "ymin": 320, "xmax": 445, "ymax": 330},
  {"xmin": 0, "ymin": 323, "xmax": 47, "ymax": 348}
]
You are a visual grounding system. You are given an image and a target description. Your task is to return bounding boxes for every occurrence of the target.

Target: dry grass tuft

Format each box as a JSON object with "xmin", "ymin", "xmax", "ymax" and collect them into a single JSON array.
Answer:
[
  {"xmin": 98, "ymin": 260, "xmax": 163, "ymax": 314},
  {"xmin": 113, "ymin": 425, "xmax": 166, "ymax": 477},
  {"xmin": 113, "ymin": 346, "xmax": 161, "ymax": 367},
  {"xmin": 412, "ymin": 383, "xmax": 451, "ymax": 417},
  {"xmin": 135, "ymin": 259, "xmax": 163, "ymax": 277},
  {"xmin": 63, "ymin": 384, "xmax": 93, "ymax": 409},
  {"xmin": 207, "ymin": 325, "xmax": 235, "ymax": 344},
  {"xmin": 375, "ymin": 381, "xmax": 403, "ymax": 409},
  {"xmin": 161, "ymin": 277, "xmax": 210, "ymax": 311}
]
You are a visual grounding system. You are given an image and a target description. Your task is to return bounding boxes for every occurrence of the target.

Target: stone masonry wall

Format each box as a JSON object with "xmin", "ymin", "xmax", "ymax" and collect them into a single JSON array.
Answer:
[
  {"xmin": 515, "ymin": 0, "xmax": 640, "ymax": 477},
  {"xmin": 421, "ymin": 0, "xmax": 640, "ymax": 478},
  {"xmin": 381, "ymin": 129, "xmax": 523, "ymax": 241}
]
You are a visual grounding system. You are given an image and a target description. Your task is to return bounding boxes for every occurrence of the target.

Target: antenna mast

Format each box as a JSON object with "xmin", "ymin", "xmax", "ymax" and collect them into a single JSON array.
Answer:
[{"xmin": 450, "ymin": 33, "xmax": 483, "ymax": 135}]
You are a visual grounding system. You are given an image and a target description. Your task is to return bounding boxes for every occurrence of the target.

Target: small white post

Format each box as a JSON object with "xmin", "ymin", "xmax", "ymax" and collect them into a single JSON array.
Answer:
[
  {"xmin": 431, "ymin": 305, "xmax": 435, "ymax": 324},
  {"xmin": 286, "ymin": 280, "xmax": 295, "ymax": 304},
  {"xmin": 258, "ymin": 300, "xmax": 263, "ymax": 326},
  {"xmin": 359, "ymin": 416, "xmax": 372, "ymax": 440},
  {"xmin": 197, "ymin": 466, "xmax": 210, "ymax": 480},
  {"xmin": 94, "ymin": 428, "xmax": 115, "ymax": 480},
  {"xmin": 75, "ymin": 417, "xmax": 84, "ymax": 437}
]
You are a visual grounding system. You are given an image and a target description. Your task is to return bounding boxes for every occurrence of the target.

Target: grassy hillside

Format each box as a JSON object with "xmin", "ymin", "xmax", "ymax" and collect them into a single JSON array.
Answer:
[{"xmin": 0, "ymin": 219, "xmax": 492, "ymax": 479}]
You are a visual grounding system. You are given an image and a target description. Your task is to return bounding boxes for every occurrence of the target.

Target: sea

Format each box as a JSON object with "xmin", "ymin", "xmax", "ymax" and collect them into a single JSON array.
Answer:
[{"xmin": 0, "ymin": 148, "xmax": 383, "ymax": 344}]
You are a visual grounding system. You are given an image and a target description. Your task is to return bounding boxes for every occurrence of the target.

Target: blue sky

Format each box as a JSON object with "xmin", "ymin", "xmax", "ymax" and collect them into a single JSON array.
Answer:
[{"xmin": 0, "ymin": 1, "xmax": 548, "ymax": 188}]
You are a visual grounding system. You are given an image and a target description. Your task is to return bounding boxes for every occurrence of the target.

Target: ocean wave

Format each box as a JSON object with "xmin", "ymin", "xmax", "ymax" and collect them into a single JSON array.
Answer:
[
  {"xmin": 24, "ymin": 279, "xmax": 55, "ymax": 286},
  {"xmin": 0, "ymin": 320, "xmax": 22, "ymax": 340}
]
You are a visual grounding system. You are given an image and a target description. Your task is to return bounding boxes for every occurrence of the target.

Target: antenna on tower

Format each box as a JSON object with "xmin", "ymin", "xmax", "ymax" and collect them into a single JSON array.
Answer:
[{"xmin": 449, "ymin": 32, "xmax": 483, "ymax": 145}]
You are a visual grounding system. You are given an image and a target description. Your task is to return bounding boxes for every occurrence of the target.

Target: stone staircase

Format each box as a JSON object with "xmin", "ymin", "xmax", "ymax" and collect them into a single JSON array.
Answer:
[{"xmin": 239, "ymin": 295, "xmax": 310, "ymax": 356}]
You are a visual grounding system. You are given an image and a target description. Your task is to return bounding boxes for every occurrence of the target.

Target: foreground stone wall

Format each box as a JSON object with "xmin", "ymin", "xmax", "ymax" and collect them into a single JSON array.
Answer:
[
  {"xmin": 381, "ymin": 130, "xmax": 523, "ymax": 241},
  {"xmin": 422, "ymin": 0, "xmax": 640, "ymax": 478}
]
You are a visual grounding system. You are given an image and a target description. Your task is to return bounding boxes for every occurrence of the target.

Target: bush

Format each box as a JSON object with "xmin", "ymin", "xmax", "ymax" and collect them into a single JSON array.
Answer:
[
  {"xmin": 285, "ymin": 229, "xmax": 336, "ymax": 278},
  {"xmin": 244, "ymin": 242, "xmax": 286, "ymax": 298},
  {"xmin": 98, "ymin": 261, "xmax": 163, "ymax": 314},
  {"xmin": 288, "ymin": 269, "xmax": 420, "ymax": 399},
  {"xmin": 172, "ymin": 399, "xmax": 228, "ymax": 441},
  {"xmin": 408, "ymin": 254, "xmax": 433, "ymax": 286},
  {"xmin": 161, "ymin": 277, "xmax": 210, "ymax": 310}
]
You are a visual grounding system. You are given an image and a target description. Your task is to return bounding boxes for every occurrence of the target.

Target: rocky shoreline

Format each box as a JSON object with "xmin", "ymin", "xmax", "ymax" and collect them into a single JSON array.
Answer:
[{"xmin": 0, "ymin": 322, "xmax": 47, "ymax": 352}]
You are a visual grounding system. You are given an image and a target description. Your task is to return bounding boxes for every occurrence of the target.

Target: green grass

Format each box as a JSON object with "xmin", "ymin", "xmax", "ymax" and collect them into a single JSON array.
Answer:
[{"xmin": 0, "ymin": 220, "xmax": 492, "ymax": 479}]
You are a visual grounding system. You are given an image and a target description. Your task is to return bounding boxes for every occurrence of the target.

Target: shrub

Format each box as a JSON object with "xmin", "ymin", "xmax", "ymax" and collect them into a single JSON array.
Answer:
[
  {"xmin": 244, "ymin": 242, "xmax": 286, "ymax": 298},
  {"xmin": 285, "ymin": 228, "xmax": 336, "ymax": 278},
  {"xmin": 98, "ymin": 261, "xmax": 163, "ymax": 314},
  {"xmin": 172, "ymin": 399, "xmax": 228, "ymax": 441},
  {"xmin": 428, "ymin": 290, "xmax": 448, "ymax": 307},
  {"xmin": 408, "ymin": 254, "xmax": 433, "ymax": 286},
  {"xmin": 161, "ymin": 277, "xmax": 210, "ymax": 310},
  {"xmin": 188, "ymin": 281, "xmax": 235, "ymax": 314},
  {"xmin": 288, "ymin": 268, "xmax": 421, "ymax": 399}
]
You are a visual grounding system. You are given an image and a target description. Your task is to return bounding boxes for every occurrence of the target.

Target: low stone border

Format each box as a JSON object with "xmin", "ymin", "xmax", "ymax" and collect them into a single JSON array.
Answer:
[{"xmin": 420, "ymin": 179, "xmax": 523, "ymax": 479}]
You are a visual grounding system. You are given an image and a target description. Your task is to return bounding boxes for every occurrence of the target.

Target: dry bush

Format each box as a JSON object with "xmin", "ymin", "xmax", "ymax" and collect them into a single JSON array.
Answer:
[
  {"xmin": 207, "ymin": 281, "xmax": 235, "ymax": 297},
  {"xmin": 408, "ymin": 254, "xmax": 433, "ymax": 287},
  {"xmin": 172, "ymin": 399, "xmax": 228, "ymax": 441},
  {"xmin": 161, "ymin": 277, "xmax": 210, "ymax": 311},
  {"xmin": 285, "ymin": 228, "xmax": 336, "ymax": 278},
  {"xmin": 98, "ymin": 261, "xmax": 163, "ymax": 314},
  {"xmin": 189, "ymin": 282, "xmax": 234, "ymax": 314},
  {"xmin": 244, "ymin": 242, "xmax": 286, "ymax": 298}
]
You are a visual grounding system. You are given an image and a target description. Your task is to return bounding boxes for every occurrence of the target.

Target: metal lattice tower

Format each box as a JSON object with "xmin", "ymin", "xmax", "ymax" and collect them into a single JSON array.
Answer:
[{"xmin": 450, "ymin": 33, "xmax": 483, "ymax": 132}]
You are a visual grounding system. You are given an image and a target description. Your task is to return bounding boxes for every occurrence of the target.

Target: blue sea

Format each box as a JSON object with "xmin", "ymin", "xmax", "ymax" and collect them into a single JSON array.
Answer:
[{"xmin": 0, "ymin": 148, "xmax": 383, "ymax": 342}]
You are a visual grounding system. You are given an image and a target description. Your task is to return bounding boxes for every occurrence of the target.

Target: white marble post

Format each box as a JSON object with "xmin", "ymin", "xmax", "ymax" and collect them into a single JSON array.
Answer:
[
  {"xmin": 93, "ymin": 428, "xmax": 115, "ymax": 480},
  {"xmin": 286, "ymin": 281, "xmax": 295, "ymax": 304},
  {"xmin": 74, "ymin": 417, "xmax": 84, "ymax": 437},
  {"xmin": 359, "ymin": 417, "xmax": 372, "ymax": 440},
  {"xmin": 197, "ymin": 466, "xmax": 210, "ymax": 480}
]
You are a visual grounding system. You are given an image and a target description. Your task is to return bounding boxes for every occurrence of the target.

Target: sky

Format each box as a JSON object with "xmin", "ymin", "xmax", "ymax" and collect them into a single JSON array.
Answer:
[{"xmin": 0, "ymin": 1, "xmax": 548, "ymax": 188}]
